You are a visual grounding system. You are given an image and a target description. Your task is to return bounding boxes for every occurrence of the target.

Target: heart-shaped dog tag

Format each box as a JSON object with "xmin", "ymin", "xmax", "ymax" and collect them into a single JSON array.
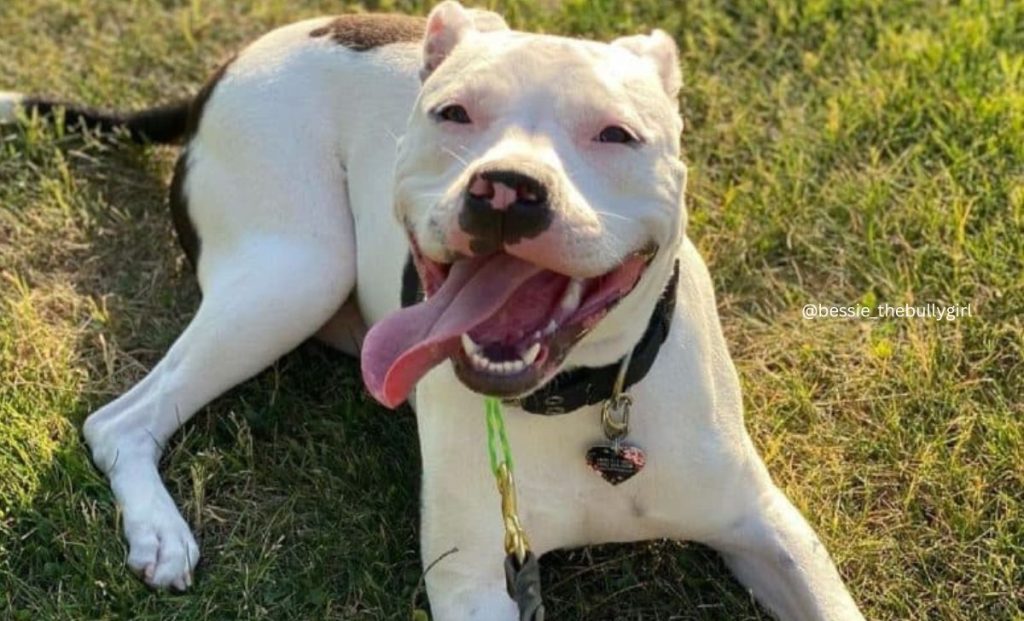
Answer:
[{"xmin": 585, "ymin": 444, "xmax": 646, "ymax": 485}]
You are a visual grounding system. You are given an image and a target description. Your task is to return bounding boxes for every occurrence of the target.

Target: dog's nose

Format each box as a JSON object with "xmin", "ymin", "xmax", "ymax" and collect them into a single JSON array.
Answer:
[
  {"xmin": 467, "ymin": 170, "xmax": 547, "ymax": 211},
  {"xmin": 461, "ymin": 169, "xmax": 553, "ymax": 254}
]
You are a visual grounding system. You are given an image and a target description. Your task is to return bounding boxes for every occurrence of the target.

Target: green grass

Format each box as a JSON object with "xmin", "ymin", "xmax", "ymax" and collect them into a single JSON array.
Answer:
[{"xmin": 1, "ymin": 0, "xmax": 1022, "ymax": 619}]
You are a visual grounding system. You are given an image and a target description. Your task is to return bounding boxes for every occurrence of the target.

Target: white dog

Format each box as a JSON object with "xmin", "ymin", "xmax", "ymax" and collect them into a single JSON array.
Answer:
[{"xmin": 2, "ymin": 3, "xmax": 865, "ymax": 619}]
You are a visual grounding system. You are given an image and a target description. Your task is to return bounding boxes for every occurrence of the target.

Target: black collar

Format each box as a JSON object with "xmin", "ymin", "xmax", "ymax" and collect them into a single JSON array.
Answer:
[{"xmin": 401, "ymin": 257, "xmax": 679, "ymax": 415}]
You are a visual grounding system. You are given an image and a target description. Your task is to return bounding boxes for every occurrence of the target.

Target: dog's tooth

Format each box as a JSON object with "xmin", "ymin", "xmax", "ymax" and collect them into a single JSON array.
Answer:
[
  {"xmin": 543, "ymin": 320, "xmax": 559, "ymax": 336},
  {"xmin": 461, "ymin": 333, "xmax": 480, "ymax": 355},
  {"xmin": 487, "ymin": 360, "xmax": 503, "ymax": 374},
  {"xmin": 471, "ymin": 351, "xmax": 489, "ymax": 370},
  {"xmin": 560, "ymin": 278, "xmax": 584, "ymax": 312},
  {"xmin": 507, "ymin": 359, "xmax": 525, "ymax": 374},
  {"xmin": 521, "ymin": 342, "xmax": 541, "ymax": 365}
]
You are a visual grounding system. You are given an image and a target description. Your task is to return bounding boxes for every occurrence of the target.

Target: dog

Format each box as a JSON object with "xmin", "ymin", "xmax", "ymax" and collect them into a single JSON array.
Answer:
[{"xmin": 2, "ymin": 3, "xmax": 865, "ymax": 619}]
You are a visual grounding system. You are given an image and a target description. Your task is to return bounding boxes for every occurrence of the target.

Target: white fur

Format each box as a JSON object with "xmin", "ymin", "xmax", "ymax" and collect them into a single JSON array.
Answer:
[
  {"xmin": 0, "ymin": 91, "xmax": 24, "ymax": 122},
  {"xmin": 80, "ymin": 5, "xmax": 864, "ymax": 620}
]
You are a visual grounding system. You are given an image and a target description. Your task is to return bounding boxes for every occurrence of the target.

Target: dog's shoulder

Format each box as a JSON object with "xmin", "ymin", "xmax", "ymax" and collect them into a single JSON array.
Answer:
[{"xmin": 308, "ymin": 14, "xmax": 426, "ymax": 52}]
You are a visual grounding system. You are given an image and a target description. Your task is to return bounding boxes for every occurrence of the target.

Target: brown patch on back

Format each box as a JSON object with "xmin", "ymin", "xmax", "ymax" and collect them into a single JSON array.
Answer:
[
  {"xmin": 169, "ymin": 56, "xmax": 236, "ymax": 272},
  {"xmin": 309, "ymin": 14, "xmax": 425, "ymax": 51}
]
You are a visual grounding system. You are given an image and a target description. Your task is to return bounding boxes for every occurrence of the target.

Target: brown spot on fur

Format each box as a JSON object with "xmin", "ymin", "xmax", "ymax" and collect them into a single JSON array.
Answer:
[
  {"xmin": 169, "ymin": 56, "xmax": 235, "ymax": 271},
  {"xmin": 310, "ymin": 14, "xmax": 425, "ymax": 50}
]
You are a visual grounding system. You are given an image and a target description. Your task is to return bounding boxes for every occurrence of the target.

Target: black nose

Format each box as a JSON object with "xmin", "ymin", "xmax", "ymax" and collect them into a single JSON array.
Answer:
[{"xmin": 460, "ymin": 168, "xmax": 553, "ymax": 255}]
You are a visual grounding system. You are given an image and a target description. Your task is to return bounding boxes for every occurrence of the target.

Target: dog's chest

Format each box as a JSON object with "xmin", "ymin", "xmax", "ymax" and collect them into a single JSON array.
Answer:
[
  {"xmin": 507, "ymin": 407, "xmax": 707, "ymax": 548},
  {"xmin": 419, "ymin": 376, "xmax": 719, "ymax": 553}
]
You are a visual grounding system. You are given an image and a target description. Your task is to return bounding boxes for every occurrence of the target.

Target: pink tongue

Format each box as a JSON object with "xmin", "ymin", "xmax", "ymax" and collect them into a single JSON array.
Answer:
[{"xmin": 361, "ymin": 254, "xmax": 543, "ymax": 408}]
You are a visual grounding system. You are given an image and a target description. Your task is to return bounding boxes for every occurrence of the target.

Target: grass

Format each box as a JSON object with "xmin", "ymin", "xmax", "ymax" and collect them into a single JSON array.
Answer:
[{"xmin": 0, "ymin": 0, "xmax": 1021, "ymax": 619}]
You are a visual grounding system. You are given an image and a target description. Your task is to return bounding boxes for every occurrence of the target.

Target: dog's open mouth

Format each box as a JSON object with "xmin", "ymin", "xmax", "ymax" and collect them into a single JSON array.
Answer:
[{"xmin": 361, "ymin": 242, "xmax": 656, "ymax": 408}]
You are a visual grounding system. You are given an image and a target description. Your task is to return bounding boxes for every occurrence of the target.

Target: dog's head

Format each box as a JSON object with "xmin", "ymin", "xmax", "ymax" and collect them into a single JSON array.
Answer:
[{"xmin": 363, "ymin": 1, "xmax": 687, "ymax": 408}]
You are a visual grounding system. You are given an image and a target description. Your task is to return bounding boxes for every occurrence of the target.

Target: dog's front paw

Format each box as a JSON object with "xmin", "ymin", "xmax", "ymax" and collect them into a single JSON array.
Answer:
[{"xmin": 122, "ymin": 497, "xmax": 200, "ymax": 591}]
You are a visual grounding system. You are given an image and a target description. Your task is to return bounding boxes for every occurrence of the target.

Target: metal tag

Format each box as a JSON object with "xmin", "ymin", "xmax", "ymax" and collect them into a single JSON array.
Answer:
[{"xmin": 585, "ymin": 443, "xmax": 646, "ymax": 485}]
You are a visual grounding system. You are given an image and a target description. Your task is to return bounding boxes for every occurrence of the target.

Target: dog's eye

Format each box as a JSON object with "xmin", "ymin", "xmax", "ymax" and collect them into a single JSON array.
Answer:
[
  {"xmin": 596, "ymin": 126, "xmax": 638, "ymax": 144},
  {"xmin": 434, "ymin": 104, "xmax": 472, "ymax": 124}
]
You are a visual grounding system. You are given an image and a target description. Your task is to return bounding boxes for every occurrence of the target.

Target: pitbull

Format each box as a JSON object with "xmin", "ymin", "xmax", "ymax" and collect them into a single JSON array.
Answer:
[{"xmin": 1, "ymin": 3, "xmax": 864, "ymax": 619}]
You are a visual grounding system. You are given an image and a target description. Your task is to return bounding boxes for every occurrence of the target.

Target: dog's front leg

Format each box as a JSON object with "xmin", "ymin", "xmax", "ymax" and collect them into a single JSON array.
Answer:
[
  {"xmin": 83, "ymin": 236, "xmax": 354, "ymax": 589},
  {"xmin": 703, "ymin": 457, "xmax": 865, "ymax": 621},
  {"xmin": 416, "ymin": 380, "xmax": 519, "ymax": 620},
  {"xmin": 419, "ymin": 470, "xmax": 519, "ymax": 620}
]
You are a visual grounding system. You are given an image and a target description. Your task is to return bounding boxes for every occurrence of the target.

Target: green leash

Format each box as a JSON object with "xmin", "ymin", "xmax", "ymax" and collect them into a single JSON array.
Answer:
[
  {"xmin": 484, "ymin": 397, "xmax": 545, "ymax": 621},
  {"xmin": 485, "ymin": 397, "xmax": 515, "ymax": 475}
]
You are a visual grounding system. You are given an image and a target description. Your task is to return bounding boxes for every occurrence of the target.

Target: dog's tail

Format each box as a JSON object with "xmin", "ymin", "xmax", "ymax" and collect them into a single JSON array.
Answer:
[{"xmin": 0, "ymin": 90, "xmax": 189, "ymax": 145}]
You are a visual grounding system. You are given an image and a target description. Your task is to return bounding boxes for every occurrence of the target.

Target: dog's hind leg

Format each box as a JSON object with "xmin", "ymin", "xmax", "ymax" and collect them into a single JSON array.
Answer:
[{"xmin": 83, "ymin": 235, "xmax": 353, "ymax": 589}]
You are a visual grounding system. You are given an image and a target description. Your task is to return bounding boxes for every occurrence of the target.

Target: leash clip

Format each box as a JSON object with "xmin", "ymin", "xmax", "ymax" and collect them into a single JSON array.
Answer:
[{"xmin": 496, "ymin": 462, "xmax": 529, "ymax": 565}]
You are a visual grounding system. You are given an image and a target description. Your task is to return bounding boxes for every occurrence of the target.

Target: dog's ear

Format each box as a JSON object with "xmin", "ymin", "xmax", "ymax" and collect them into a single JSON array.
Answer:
[
  {"xmin": 612, "ymin": 30, "xmax": 682, "ymax": 100},
  {"xmin": 465, "ymin": 8, "xmax": 509, "ymax": 33},
  {"xmin": 421, "ymin": 1, "xmax": 508, "ymax": 81}
]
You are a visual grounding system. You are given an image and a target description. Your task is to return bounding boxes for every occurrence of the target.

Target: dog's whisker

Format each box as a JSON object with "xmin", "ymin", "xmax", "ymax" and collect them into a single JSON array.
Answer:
[
  {"xmin": 592, "ymin": 209, "xmax": 632, "ymax": 223},
  {"xmin": 441, "ymin": 147, "xmax": 470, "ymax": 167}
]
